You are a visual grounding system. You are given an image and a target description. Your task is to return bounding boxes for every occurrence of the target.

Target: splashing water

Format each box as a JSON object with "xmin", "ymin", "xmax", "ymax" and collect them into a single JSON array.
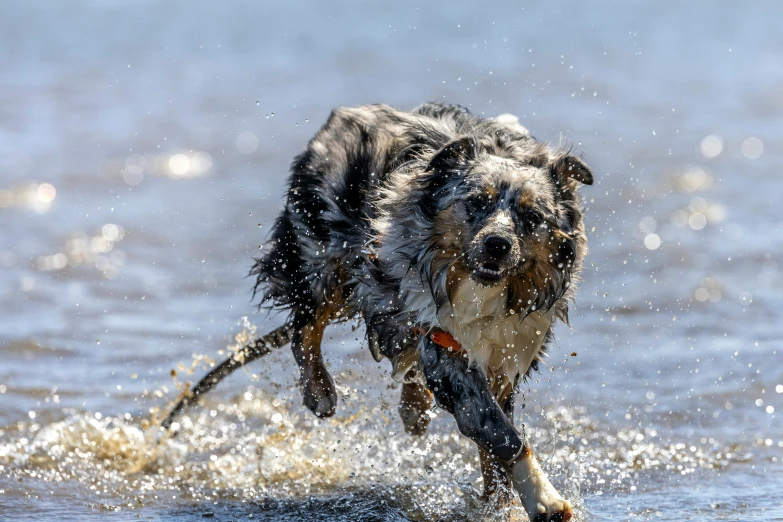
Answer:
[{"xmin": 1, "ymin": 380, "xmax": 756, "ymax": 521}]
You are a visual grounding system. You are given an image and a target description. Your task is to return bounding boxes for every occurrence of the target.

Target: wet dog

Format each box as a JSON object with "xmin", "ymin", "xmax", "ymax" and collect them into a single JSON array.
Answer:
[{"xmin": 163, "ymin": 102, "xmax": 592, "ymax": 521}]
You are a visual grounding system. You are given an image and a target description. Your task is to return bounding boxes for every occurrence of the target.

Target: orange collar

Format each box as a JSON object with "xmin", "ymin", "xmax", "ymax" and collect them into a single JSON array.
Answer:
[{"xmin": 416, "ymin": 327, "xmax": 463, "ymax": 353}]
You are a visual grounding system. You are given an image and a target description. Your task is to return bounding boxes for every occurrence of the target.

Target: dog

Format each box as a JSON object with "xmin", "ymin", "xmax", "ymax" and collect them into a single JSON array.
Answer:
[{"xmin": 163, "ymin": 102, "xmax": 593, "ymax": 522}]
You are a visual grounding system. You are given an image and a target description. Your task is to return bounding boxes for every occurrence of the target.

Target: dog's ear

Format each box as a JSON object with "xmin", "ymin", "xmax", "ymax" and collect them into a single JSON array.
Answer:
[
  {"xmin": 425, "ymin": 137, "xmax": 477, "ymax": 173},
  {"xmin": 550, "ymin": 154, "xmax": 594, "ymax": 186}
]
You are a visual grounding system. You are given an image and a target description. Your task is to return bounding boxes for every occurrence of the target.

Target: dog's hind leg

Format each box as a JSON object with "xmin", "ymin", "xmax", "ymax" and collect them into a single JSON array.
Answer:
[
  {"xmin": 398, "ymin": 379, "xmax": 433, "ymax": 435},
  {"xmin": 290, "ymin": 303, "xmax": 339, "ymax": 418}
]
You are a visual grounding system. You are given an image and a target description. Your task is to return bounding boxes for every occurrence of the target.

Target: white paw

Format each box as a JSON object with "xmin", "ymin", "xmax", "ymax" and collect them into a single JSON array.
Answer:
[
  {"xmin": 528, "ymin": 497, "xmax": 573, "ymax": 522},
  {"xmin": 510, "ymin": 449, "xmax": 573, "ymax": 522}
]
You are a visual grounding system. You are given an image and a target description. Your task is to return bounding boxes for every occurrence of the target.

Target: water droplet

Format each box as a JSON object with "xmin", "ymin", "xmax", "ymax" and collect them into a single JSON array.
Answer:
[
  {"xmin": 741, "ymin": 137, "xmax": 763, "ymax": 159},
  {"xmin": 699, "ymin": 135, "xmax": 723, "ymax": 159},
  {"xmin": 688, "ymin": 213, "xmax": 707, "ymax": 230},
  {"xmin": 644, "ymin": 233, "xmax": 661, "ymax": 250},
  {"xmin": 236, "ymin": 132, "xmax": 259, "ymax": 154}
]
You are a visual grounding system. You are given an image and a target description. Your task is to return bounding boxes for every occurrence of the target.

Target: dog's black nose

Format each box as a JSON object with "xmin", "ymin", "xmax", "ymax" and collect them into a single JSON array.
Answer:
[{"xmin": 483, "ymin": 235, "xmax": 512, "ymax": 258}]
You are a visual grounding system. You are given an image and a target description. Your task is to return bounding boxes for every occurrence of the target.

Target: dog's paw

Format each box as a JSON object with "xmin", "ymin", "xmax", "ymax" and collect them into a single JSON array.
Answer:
[
  {"xmin": 398, "ymin": 402, "xmax": 431, "ymax": 435},
  {"xmin": 301, "ymin": 365, "xmax": 337, "ymax": 418},
  {"xmin": 398, "ymin": 382, "xmax": 433, "ymax": 435},
  {"xmin": 528, "ymin": 497, "xmax": 572, "ymax": 522},
  {"xmin": 510, "ymin": 448, "xmax": 573, "ymax": 522},
  {"xmin": 303, "ymin": 389, "xmax": 337, "ymax": 418}
]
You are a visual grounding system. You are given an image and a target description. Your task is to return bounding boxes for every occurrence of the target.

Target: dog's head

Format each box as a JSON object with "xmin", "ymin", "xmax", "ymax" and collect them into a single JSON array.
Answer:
[{"xmin": 414, "ymin": 134, "xmax": 593, "ymax": 314}]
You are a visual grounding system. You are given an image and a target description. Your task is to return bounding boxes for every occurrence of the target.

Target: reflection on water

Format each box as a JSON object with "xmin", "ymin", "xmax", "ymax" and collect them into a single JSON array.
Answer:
[
  {"xmin": 1, "ymin": 0, "xmax": 782, "ymax": 520},
  {"xmin": 0, "ymin": 182, "xmax": 57, "ymax": 214}
]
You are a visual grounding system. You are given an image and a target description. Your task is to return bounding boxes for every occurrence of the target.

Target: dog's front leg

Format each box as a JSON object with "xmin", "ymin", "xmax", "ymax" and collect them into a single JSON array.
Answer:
[
  {"xmin": 419, "ymin": 337, "xmax": 572, "ymax": 521},
  {"xmin": 478, "ymin": 391, "xmax": 515, "ymax": 504}
]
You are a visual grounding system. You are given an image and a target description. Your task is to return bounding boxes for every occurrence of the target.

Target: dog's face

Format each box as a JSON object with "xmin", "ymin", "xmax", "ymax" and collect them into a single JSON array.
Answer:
[
  {"xmin": 454, "ymin": 159, "xmax": 557, "ymax": 286},
  {"xmin": 420, "ymin": 135, "xmax": 593, "ymax": 310}
]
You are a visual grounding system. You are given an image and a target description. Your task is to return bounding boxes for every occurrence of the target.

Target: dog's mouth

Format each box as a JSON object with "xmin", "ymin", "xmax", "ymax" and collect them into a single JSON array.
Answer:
[{"xmin": 472, "ymin": 262, "xmax": 506, "ymax": 284}]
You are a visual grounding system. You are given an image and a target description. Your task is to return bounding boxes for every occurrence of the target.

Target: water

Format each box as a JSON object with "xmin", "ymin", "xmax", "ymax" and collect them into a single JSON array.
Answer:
[{"xmin": 1, "ymin": 1, "xmax": 781, "ymax": 520}]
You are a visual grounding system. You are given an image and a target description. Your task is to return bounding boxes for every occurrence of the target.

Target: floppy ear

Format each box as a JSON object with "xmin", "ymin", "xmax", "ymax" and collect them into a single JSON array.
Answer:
[
  {"xmin": 551, "ymin": 154, "xmax": 594, "ymax": 186},
  {"xmin": 425, "ymin": 136, "xmax": 477, "ymax": 172}
]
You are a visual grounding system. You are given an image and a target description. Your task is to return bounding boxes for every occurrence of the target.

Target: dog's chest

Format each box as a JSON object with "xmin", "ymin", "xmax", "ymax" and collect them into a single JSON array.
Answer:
[{"xmin": 438, "ymin": 280, "xmax": 554, "ymax": 378}]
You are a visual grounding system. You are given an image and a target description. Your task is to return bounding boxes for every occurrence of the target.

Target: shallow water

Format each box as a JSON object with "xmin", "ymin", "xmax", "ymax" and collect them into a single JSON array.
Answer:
[{"xmin": 1, "ymin": 1, "xmax": 781, "ymax": 520}]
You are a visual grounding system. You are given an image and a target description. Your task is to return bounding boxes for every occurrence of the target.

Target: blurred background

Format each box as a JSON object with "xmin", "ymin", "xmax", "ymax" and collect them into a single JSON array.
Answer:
[{"xmin": 0, "ymin": 1, "xmax": 781, "ymax": 520}]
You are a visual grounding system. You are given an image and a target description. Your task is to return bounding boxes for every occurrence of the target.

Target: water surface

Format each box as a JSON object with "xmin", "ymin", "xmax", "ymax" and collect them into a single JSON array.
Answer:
[{"xmin": 1, "ymin": 1, "xmax": 781, "ymax": 520}]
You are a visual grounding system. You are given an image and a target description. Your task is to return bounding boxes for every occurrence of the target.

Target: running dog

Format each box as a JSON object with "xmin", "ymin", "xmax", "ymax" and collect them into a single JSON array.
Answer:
[{"xmin": 163, "ymin": 102, "xmax": 593, "ymax": 521}]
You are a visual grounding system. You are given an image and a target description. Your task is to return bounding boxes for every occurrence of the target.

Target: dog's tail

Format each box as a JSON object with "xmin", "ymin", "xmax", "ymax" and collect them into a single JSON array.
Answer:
[{"xmin": 160, "ymin": 323, "xmax": 294, "ymax": 430}]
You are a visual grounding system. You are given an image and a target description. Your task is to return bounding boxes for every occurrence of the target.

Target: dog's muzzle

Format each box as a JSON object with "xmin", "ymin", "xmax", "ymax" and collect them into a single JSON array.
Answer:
[{"xmin": 471, "ymin": 234, "xmax": 516, "ymax": 284}]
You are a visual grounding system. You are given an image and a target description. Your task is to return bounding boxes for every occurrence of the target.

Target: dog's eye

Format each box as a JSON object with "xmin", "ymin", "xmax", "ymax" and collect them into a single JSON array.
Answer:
[
  {"xmin": 520, "ymin": 209, "xmax": 545, "ymax": 228},
  {"xmin": 464, "ymin": 196, "xmax": 488, "ymax": 214}
]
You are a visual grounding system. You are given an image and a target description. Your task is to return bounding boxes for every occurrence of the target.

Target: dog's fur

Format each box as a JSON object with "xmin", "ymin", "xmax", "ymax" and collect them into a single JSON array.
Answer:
[{"xmin": 215, "ymin": 103, "xmax": 590, "ymax": 521}]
